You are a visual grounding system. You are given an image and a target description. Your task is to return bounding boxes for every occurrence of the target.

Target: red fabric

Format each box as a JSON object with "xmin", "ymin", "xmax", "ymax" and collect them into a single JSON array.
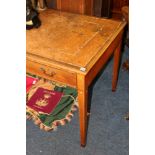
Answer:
[
  {"xmin": 26, "ymin": 76, "xmax": 38, "ymax": 92},
  {"xmin": 26, "ymin": 87, "xmax": 63, "ymax": 114}
]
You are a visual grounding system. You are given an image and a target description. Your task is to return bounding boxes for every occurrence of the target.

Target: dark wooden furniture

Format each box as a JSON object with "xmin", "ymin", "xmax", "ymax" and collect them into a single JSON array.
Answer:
[
  {"xmin": 111, "ymin": 0, "xmax": 129, "ymax": 19},
  {"xmin": 26, "ymin": 9, "xmax": 126, "ymax": 146},
  {"xmin": 122, "ymin": 6, "xmax": 129, "ymax": 71},
  {"xmin": 47, "ymin": 0, "xmax": 93, "ymax": 15},
  {"xmin": 94, "ymin": 0, "xmax": 111, "ymax": 18},
  {"xmin": 46, "ymin": 0, "xmax": 129, "ymax": 19},
  {"xmin": 94, "ymin": 0, "xmax": 129, "ymax": 19}
]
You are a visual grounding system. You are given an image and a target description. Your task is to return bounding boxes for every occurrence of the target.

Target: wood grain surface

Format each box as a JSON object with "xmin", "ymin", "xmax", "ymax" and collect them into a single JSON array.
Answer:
[{"xmin": 27, "ymin": 9, "xmax": 126, "ymax": 71}]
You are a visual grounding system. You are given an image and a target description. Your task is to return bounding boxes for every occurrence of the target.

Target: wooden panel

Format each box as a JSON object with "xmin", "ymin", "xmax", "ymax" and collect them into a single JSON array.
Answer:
[
  {"xmin": 46, "ymin": 0, "xmax": 129, "ymax": 19},
  {"xmin": 85, "ymin": 0, "xmax": 94, "ymax": 15},
  {"xmin": 111, "ymin": 0, "xmax": 129, "ymax": 19},
  {"xmin": 26, "ymin": 9, "xmax": 125, "ymax": 70},
  {"xmin": 94, "ymin": 0, "xmax": 111, "ymax": 18},
  {"xmin": 47, "ymin": 0, "xmax": 93, "ymax": 15},
  {"xmin": 56, "ymin": 0, "xmax": 85, "ymax": 14},
  {"xmin": 26, "ymin": 59, "xmax": 77, "ymax": 87}
]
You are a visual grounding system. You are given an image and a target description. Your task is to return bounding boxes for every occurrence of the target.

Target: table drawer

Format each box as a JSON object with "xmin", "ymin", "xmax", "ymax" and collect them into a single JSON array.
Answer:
[{"xmin": 26, "ymin": 60, "xmax": 77, "ymax": 87}]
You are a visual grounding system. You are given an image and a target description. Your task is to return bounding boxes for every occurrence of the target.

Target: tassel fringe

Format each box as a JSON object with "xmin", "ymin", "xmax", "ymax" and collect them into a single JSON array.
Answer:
[{"xmin": 26, "ymin": 99, "xmax": 78, "ymax": 132}]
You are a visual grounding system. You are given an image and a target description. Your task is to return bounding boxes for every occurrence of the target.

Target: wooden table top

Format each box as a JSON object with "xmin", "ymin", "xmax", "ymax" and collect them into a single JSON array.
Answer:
[{"xmin": 27, "ymin": 9, "xmax": 126, "ymax": 73}]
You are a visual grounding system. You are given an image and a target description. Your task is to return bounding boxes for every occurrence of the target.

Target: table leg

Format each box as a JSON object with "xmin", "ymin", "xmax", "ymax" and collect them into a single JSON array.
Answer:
[
  {"xmin": 77, "ymin": 74, "xmax": 88, "ymax": 147},
  {"xmin": 112, "ymin": 41, "xmax": 122, "ymax": 91}
]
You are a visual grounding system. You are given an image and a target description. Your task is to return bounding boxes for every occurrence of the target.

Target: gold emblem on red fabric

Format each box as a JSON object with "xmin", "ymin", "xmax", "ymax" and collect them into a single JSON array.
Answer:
[{"xmin": 35, "ymin": 93, "xmax": 51, "ymax": 107}]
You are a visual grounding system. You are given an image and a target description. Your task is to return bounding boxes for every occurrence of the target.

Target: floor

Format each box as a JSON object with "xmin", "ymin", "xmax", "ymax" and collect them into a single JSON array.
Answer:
[{"xmin": 26, "ymin": 46, "xmax": 129, "ymax": 155}]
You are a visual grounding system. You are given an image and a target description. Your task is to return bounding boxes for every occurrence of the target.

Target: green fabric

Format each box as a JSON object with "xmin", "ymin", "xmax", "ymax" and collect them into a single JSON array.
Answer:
[
  {"xmin": 26, "ymin": 72, "xmax": 38, "ymax": 78},
  {"xmin": 27, "ymin": 85, "xmax": 77, "ymax": 128}
]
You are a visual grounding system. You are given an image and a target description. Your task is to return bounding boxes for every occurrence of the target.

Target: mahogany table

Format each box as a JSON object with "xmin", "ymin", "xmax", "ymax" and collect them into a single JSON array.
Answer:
[{"xmin": 26, "ymin": 9, "xmax": 126, "ymax": 147}]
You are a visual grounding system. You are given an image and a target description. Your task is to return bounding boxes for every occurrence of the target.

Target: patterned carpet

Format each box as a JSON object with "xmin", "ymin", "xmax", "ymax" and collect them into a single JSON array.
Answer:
[{"xmin": 26, "ymin": 46, "xmax": 129, "ymax": 155}]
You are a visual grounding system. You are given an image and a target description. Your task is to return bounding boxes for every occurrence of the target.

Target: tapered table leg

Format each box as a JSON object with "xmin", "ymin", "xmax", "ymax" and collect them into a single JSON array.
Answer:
[
  {"xmin": 77, "ymin": 74, "xmax": 88, "ymax": 147},
  {"xmin": 112, "ymin": 41, "xmax": 122, "ymax": 91}
]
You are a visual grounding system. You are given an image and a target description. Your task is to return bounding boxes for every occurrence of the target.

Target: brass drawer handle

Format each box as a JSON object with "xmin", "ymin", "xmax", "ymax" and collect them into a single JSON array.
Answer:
[{"xmin": 40, "ymin": 67, "xmax": 56, "ymax": 77}]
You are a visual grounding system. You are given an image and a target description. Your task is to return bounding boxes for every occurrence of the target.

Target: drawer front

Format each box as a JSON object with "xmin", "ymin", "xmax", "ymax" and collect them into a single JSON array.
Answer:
[{"xmin": 26, "ymin": 60, "xmax": 77, "ymax": 87}]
